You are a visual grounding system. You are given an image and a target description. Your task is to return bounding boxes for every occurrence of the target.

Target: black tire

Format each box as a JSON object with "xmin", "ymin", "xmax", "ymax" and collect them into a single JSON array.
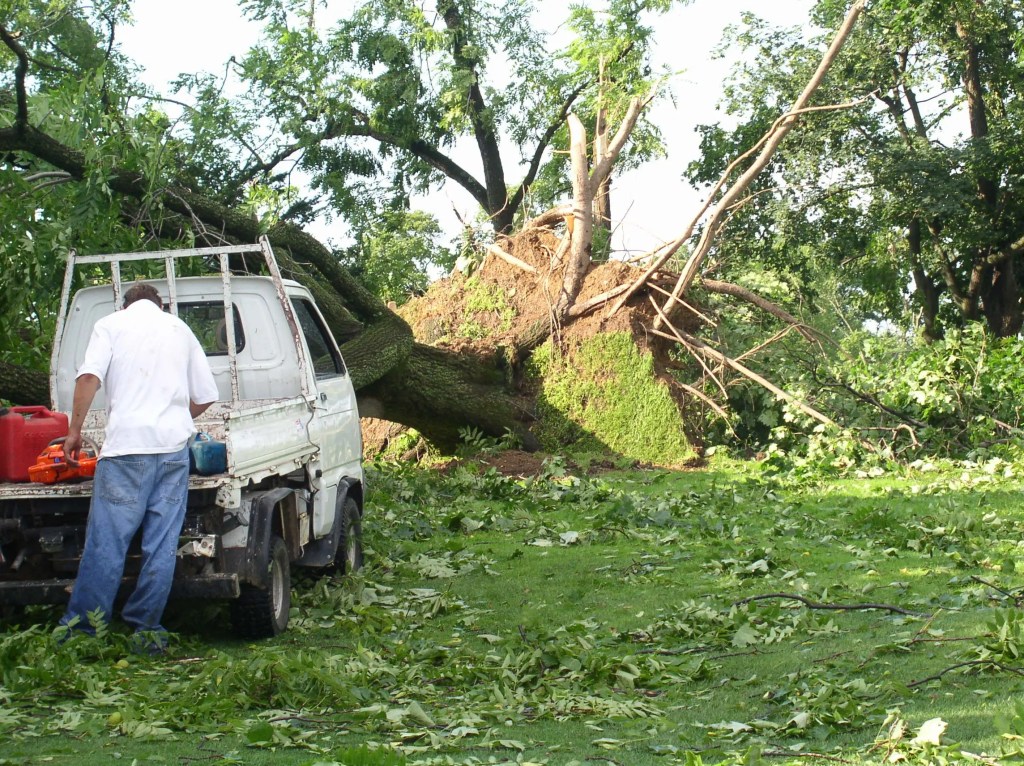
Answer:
[
  {"xmin": 230, "ymin": 535, "xmax": 290, "ymax": 638},
  {"xmin": 336, "ymin": 497, "xmax": 363, "ymax": 574}
]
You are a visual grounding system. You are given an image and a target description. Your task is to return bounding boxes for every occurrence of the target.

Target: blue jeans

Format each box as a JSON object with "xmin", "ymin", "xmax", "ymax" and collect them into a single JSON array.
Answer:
[{"xmin": 61, "ymin": 446, "xmax": 190, "ymax": 634}]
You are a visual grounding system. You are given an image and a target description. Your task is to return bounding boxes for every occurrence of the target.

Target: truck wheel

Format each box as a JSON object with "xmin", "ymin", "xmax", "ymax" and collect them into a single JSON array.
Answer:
[
  {"xmin": 231, "ymin": 535, "xmax": 290, "ymax": 638},
  {"xmin": 337, "ymin": 497, "xmax": 363, "ymax": 574}
]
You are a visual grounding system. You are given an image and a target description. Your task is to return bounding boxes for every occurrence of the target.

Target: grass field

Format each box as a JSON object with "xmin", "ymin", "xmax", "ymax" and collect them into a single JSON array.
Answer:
[{"xmin": 3, "ymin": 454, "xmax": 1024, "ymax": 765}]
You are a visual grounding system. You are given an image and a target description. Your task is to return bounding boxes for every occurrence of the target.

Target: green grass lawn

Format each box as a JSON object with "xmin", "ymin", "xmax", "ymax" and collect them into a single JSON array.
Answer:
[{"xmin": 3, "ymin": 455, "xmax": 1024, "ymax": 765}]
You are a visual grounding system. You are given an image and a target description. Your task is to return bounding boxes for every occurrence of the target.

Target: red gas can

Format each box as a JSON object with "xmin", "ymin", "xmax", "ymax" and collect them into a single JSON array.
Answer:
[{"xmin": 0, "ymin": 406, "xmax": 71, "ymax": 482}]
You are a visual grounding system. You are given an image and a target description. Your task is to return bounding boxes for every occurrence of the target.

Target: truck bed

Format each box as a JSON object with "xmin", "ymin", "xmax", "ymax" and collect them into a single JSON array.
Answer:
[
  {"xmin": 0, "ymin": 396, "xmax": 321, "ymax": 506},
  {"xmin": 0, "ymin": 473, "xmax": 228, "ymax": 500}
]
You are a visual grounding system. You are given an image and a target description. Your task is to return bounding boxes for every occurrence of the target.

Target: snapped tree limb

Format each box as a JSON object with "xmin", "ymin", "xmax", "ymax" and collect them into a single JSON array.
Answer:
[{"xmin": 608, "ymin": 0, "xmax": 868, "ymax": 318}]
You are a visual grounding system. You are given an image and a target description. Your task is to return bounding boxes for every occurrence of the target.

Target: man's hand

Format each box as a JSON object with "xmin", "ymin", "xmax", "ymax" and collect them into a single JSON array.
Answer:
[
  {"xmin": 66, "ymin": 373, "xmax": 101, "ymax": 468},
  {"xmin": 64, "ymin": 430, "xmax": 84, "ymax": 468}
]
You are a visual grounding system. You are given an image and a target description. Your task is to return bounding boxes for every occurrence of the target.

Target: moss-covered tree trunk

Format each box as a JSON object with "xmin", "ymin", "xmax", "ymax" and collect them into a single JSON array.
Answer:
[
  {"xmin": 360, "ymin": 344, "xmax": 538, "ymax": 451},
  {"xmin": 0, "ymin": 361, "xmax": 49, "ymax": 408}
]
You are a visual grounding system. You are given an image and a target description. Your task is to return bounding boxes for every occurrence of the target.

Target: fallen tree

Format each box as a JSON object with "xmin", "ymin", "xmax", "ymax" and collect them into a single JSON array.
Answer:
[{"xmin": 1, "ymin": 1, "xmax": 879, "ymax": 461}]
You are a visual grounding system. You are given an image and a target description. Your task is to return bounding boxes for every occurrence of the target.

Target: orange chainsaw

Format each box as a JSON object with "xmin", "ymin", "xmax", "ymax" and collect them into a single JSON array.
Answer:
[{"xmin": 28, "ymin": 436, "xmax": 99, "ymax": 484}]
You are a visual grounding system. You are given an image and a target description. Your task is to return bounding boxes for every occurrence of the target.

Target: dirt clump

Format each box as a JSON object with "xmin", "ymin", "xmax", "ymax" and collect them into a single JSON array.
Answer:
[
  {"xmin": 398, "ymin": 228, "xmax": 675, "ymax": 353},
  {"xmin": 476, "ymin": 449, "xmax": 549, "ymax": 477}
]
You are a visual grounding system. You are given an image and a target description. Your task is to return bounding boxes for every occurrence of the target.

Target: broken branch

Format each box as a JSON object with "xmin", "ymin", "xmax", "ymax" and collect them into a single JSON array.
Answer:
[
  {"xmin": 485, "ymin": 243, "xmax": 537, "ymax": 274},
  {"xmin": 609, "ymin": 0, "xmax": 867, "ymax": 318},
  {"xmin": 656, "ymin": 1, "xmax": 868, "ymax": 325},
  {"xmin": 701, "ymin": 279, "xmax": 829, "ymax": 344},
  {"xmin": 734, "ymin": 592, "xmax": 928, "ymax": 617}
]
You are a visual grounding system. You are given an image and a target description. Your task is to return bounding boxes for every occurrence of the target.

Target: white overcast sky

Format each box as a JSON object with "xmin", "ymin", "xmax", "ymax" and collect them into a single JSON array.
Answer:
[{"xmin": 119, "ymin": 0, "xmax": 815, "ymax": 255}]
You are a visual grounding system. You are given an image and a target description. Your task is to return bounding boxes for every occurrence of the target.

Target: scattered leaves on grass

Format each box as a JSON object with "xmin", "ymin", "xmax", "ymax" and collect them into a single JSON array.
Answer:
[{"xmin": 3, "ymin": 457, "xmax": 1024, "ymax": 765}]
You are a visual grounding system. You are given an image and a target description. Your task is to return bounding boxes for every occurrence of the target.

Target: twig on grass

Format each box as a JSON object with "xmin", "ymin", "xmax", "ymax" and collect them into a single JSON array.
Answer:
[
  {"xmin": 763, "ymin": 750, "xmax": 853, "ymax": 763},
  {"xmin": 709, "ymin": 648, "xmax": 763, "ymax": 661},
  {"xmin": 268, "ymin": 714, "xmax": 338, "ymax": 725},
  {"xmin": 734, "ymin": 592, "xmax": 929, "ymax": 617},
  {"xmin": 908, "ymin": 659, "xmax": 1024, "ymax": 688},
  {"xmin": 971, "ymin": 574, "xmax": 1024, "ymax": 605}
]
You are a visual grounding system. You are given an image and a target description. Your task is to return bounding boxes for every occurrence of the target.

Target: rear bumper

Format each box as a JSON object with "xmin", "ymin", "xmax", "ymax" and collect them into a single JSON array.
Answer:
[{"xmin": 0, "ymin": 573, "xmax": 241, "ymax": 605}]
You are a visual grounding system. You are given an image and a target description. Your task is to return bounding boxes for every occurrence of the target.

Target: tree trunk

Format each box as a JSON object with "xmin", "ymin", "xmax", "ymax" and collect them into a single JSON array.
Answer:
[
  {"xmin": 0, "ymin": 360, "xmax": 49, "ymax": 407},
  {"xmin": 981, "ymin": 256, "xmax": 1024, "ymax": 337},
  {"xmin": 555, "ymin": 114, "xmax": 594, "ymax": 321},
  {"xmin": 957, "ymin": 19, "xmax": 1021, "ymax": 336},
  {"xmin": 593, "ymin": 106, "xmax": 612, "ymax": 237},
  {"xmin": 359, "ymin": 343, "xmax": 538, "ymax": 451},
  {"xmin": 438, "ymin": 0, "xmax": 511, "ymax": 233},
  {"xmin": 908, "ymin": 219, "xmax": 943, "ymax": 341}
]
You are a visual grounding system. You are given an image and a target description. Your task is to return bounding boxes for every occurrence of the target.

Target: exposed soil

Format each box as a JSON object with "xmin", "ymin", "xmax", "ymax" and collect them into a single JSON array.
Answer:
[
  {"xmin": 477, "ymin": 449, "xmax": 548, "ymax": 477},
  {"xmin": 398, "ymin": 228, "xmax": 682, "ymax": 353}
]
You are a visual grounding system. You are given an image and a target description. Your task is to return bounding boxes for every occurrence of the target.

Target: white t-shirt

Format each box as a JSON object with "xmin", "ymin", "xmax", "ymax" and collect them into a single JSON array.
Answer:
[{"xmin": 77, "ymin": 299, "xmax": 219, "ymax": 458}]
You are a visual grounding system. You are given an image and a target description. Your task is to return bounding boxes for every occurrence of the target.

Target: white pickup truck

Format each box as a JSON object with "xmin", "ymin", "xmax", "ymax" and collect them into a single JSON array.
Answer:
[{"xmin": 0, "ymin": 240, "xmax": 364, "ymax": 637}]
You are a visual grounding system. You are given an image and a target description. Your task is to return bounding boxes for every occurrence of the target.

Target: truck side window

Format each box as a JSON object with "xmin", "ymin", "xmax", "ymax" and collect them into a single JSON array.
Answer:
[
  {"xmin": 178, "ymin": 302, "xmax": 245, "ymax": 356},
  {"xmin": 291, "ymin": 298, "xmax": 346, "ymax": 379}
]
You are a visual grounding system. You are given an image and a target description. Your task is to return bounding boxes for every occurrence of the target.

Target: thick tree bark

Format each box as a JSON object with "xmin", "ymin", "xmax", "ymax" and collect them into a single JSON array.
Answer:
[
  {"xmin": 359, "ymin": 343, "xmax": 538, "ymax": 452},
  {"xmin": 0, "ymin": 360, "xmax": 49, "ymax": 407},
  {"xmin": 908, "ymin": 219, "xmax": 944, "ymax": 341}
]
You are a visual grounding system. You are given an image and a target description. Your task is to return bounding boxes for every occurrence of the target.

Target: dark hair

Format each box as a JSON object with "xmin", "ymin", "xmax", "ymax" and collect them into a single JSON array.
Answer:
[{"xmin": 123, "ymin": 283, "xmax": 162, "ymax": 309}]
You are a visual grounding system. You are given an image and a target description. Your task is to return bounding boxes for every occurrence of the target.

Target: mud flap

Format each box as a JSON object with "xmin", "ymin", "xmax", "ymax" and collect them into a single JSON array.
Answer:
[
  {"xmin": 242, "ymin": 488, "xmax": 295, "ymax": 587},
  {"xmin": 294, "ymin": 479, "xmax": 354, "ymax": 567}
]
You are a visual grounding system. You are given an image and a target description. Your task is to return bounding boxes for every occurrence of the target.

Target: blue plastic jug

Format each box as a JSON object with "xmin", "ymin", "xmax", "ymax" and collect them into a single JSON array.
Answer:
[{"xmin": 190, "ymin": 433, "xmax": 227, "ymax": 475}]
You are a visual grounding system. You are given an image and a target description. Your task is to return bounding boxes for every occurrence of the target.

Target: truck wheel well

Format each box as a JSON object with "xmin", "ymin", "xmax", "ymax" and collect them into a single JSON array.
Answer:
[{"xmin": 345, "ymin": 481, "xmax": 364, "ymax": 515}]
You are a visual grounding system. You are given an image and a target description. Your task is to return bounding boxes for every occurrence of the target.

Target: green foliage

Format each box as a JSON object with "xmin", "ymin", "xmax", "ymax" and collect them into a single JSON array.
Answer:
[
  {"xmin": 688, "ymin": 0, "xmax": 1024, "ymax": 339},
  {"xmin": 0, "ymin": 1, "xmax": 223, "ymax": 368},
  {"xmin": 529, "ymin": 333, "xmax": 693, "ymax": 465},
  {"xmin": 694, "ymin": 313, "xmax": 1024, "ymax": 474},
  {"xmin": 996, "ymin": 700, "xmax": 1024, "ymax": 760},
  {"xmin": 838, "ymin": 326, "xmax": 1024, "ymax": 452},
  {"xmin": 340, "ymin": 210, "xmax": 454, "ymax": 306},
  {"xmin": 455, "ymin": 426, "xmax": 520, "ymax": 457},
  {"xmin": 977, "ymin": 609, "xmax": 1024, "ymax": 664},
  {"xmin": 5, "ymin": 458, "xmax": 1024, "ymax": 763},
  {"xmin": 232, "ymin": 0, "xmax": 679, "ymax": 230}
]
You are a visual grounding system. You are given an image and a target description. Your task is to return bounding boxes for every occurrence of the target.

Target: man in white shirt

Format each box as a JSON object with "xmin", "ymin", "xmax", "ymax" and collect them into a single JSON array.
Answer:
[{"xmin": 59, "ymin": 282, "xmax": 219, "ymax": 651}]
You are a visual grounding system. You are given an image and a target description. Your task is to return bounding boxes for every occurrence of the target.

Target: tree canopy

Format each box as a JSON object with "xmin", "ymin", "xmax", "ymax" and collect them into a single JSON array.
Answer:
[{"xmin": 686, "ymin": 0, "xmax": 1024, "ymax": 340}]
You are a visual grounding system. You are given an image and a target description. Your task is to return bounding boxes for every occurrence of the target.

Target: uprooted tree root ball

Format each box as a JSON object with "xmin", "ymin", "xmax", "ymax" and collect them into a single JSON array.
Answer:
[{"xmin": 363, "ymin": 228, "xmax": 699, "ymax": 466}]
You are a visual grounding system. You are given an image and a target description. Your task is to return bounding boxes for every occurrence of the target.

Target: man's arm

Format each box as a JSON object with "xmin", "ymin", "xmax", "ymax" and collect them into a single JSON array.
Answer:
[
  {"xmin": 64, "ymin": 373, "xmax": 101, "ymax": 466},
  {"xmin": 190, "ymin": 400, "xmax": 213, "ymax": 419},
  {"xmin": 187, "ymin": 337, "xmax": 218, "ymax": 420}
]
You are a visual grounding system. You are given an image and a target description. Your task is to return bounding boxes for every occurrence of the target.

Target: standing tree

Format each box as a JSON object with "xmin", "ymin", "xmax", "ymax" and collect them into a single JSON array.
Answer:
[
  {"xmin": 684, "ymin": 0, "xmax": 1024, "ymax": 340},
  {"xmin": 220, "ymin": 0, "xmax": 678, "ymax": 234}
]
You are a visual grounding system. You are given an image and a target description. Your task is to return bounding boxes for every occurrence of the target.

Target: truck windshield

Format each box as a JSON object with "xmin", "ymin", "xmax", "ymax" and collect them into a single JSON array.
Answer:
[{"xmin": 178, "ymin": 302, "xmax": 245, "ymax": 356}]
